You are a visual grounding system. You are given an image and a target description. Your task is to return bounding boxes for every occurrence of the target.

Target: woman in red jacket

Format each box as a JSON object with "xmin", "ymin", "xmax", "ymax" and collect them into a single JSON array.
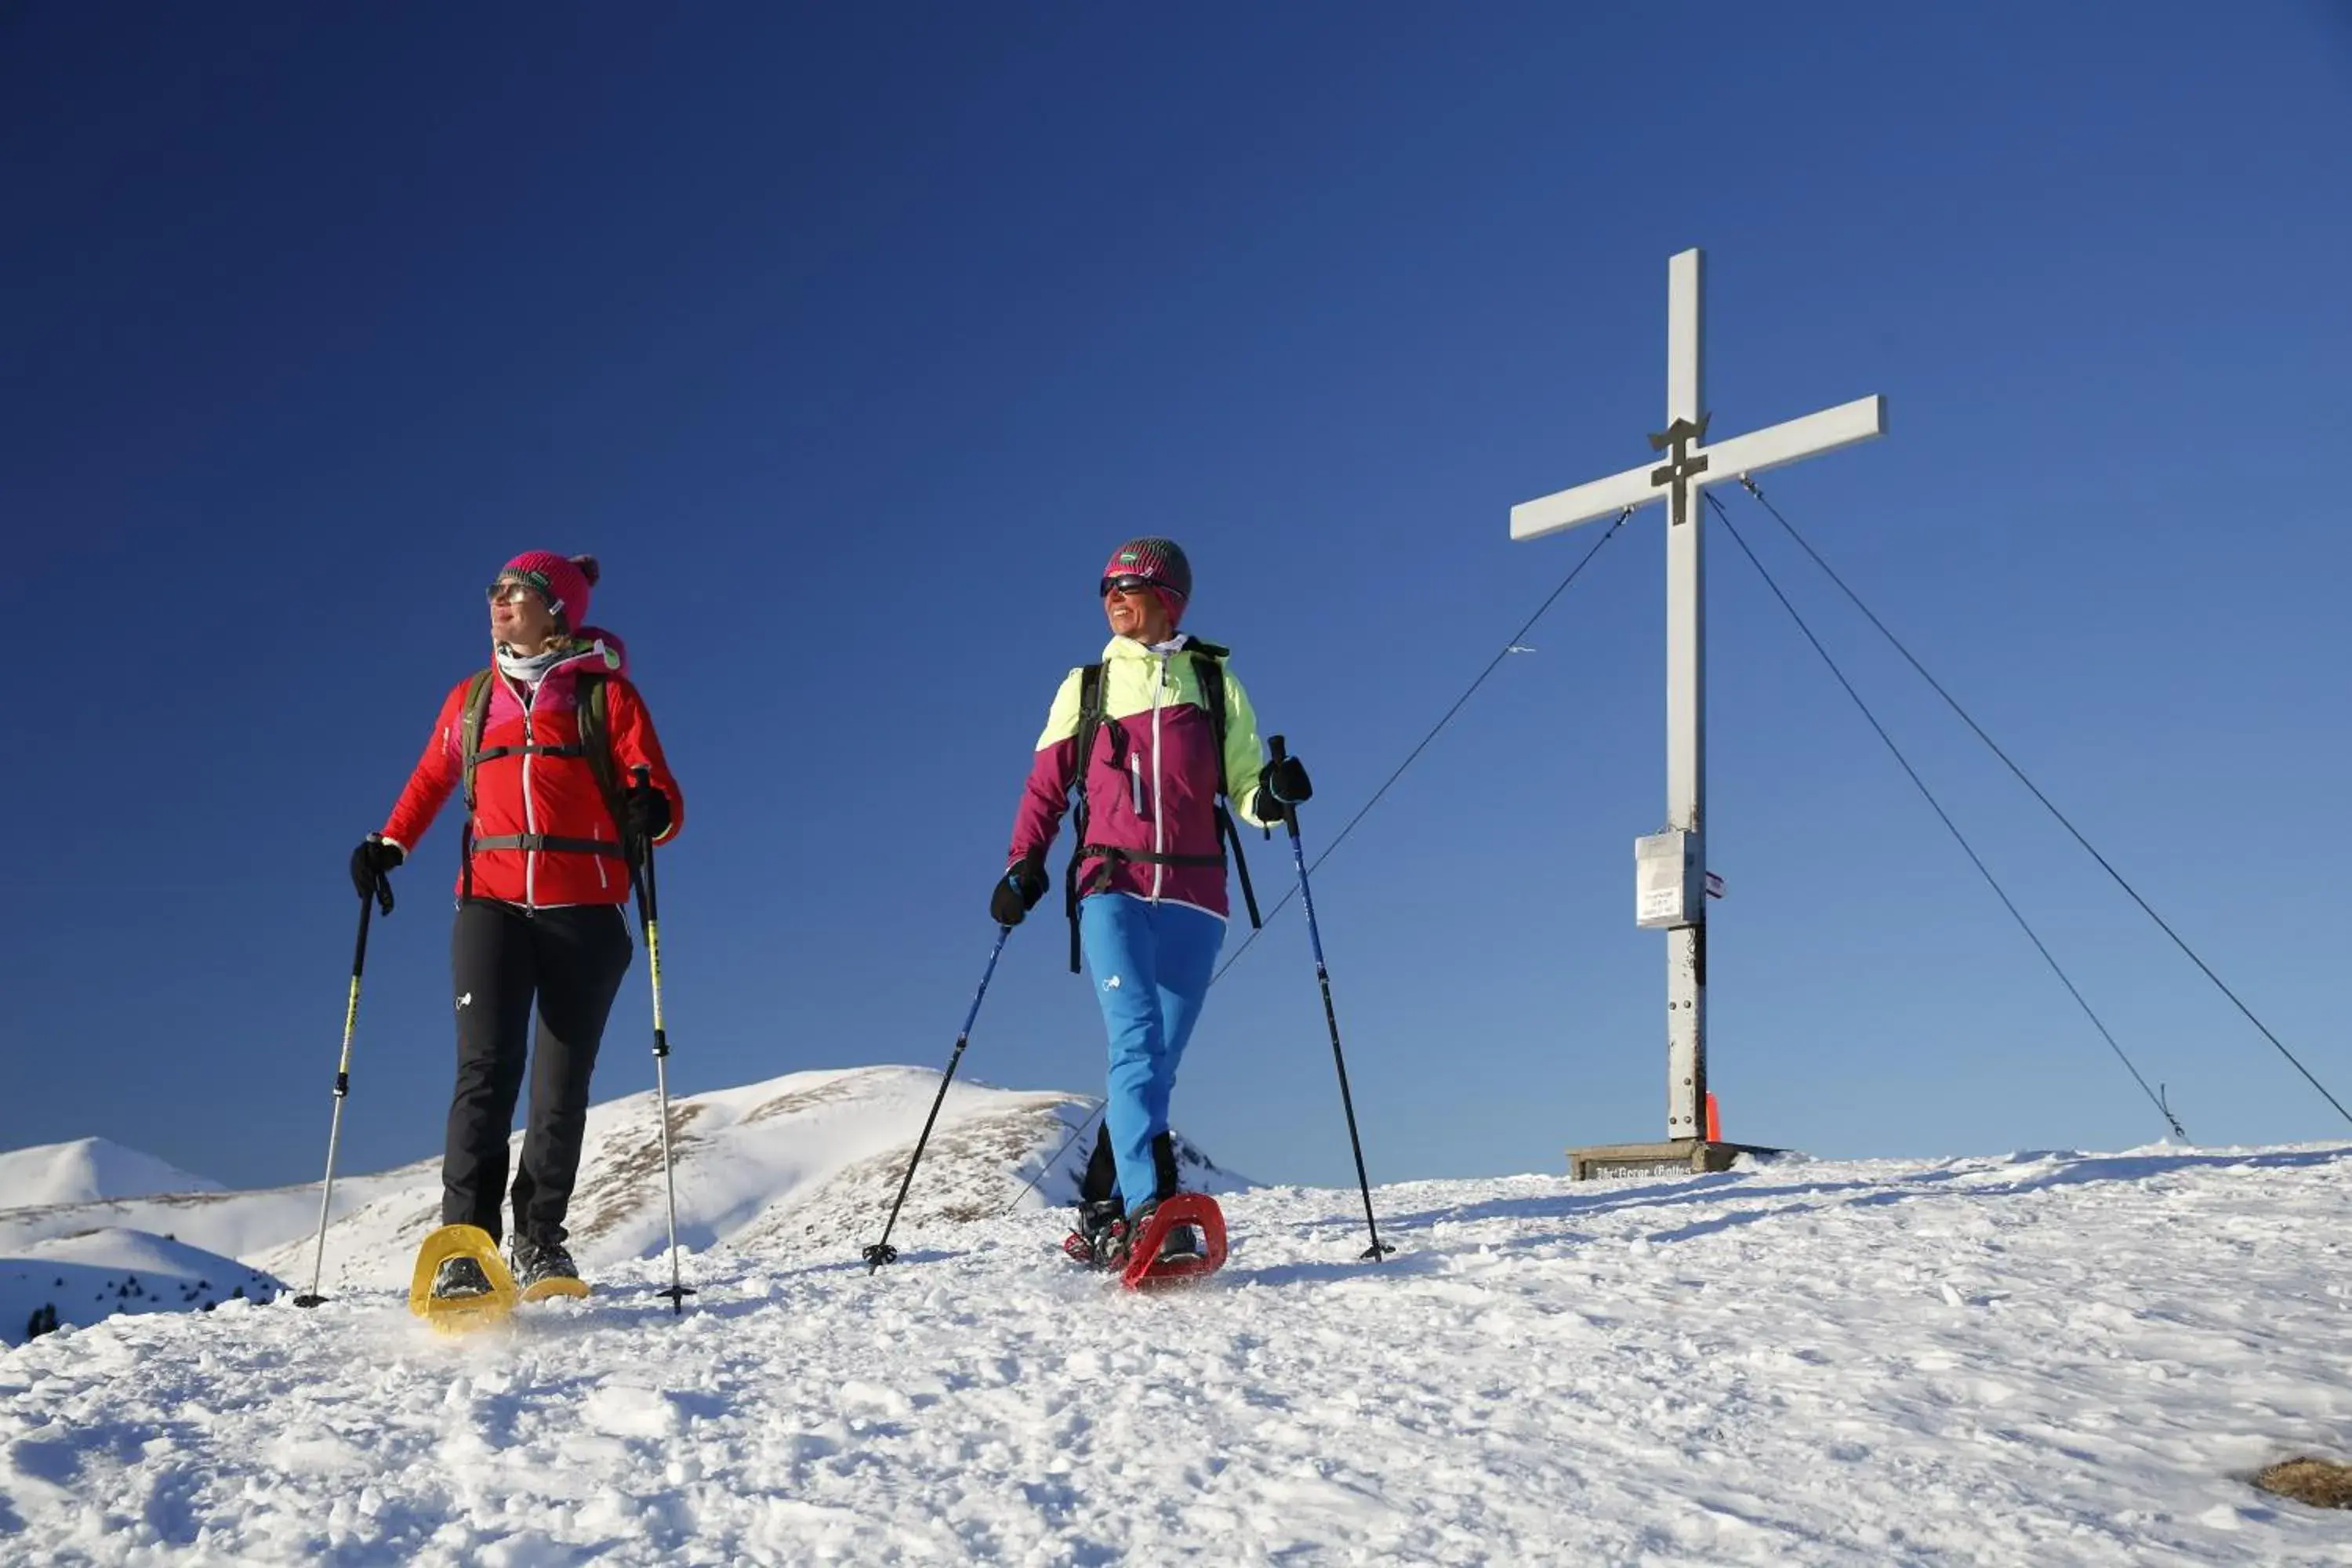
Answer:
[{"xmin": 350, "ymin": 551, "xmax": 683, "ymax": 1300}]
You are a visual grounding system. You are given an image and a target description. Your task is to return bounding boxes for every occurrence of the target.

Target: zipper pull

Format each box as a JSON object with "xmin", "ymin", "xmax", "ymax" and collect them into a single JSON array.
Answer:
[{"xmin": 1130, "ymin": 755, "xmax": 1147, "ymax": 818}]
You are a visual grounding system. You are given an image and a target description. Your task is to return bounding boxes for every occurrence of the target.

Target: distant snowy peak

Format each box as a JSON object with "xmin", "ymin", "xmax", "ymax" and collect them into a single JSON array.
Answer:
[{"xmin": 0, "ymin": 1138, "xmax": 223, "ymax": 1210}]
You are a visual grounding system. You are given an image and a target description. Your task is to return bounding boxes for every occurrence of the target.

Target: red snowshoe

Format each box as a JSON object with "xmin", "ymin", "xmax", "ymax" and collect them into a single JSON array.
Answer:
[{"xmin": 1119, "ymin": 1193, "xmax": 1227, "ymax": 1290}]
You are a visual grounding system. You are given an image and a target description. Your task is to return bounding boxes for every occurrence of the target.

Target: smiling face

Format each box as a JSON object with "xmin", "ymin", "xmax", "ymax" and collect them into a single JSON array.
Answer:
[
  {"xmin": 1103, "ymin": 577, "xmax": 1174, "ymax": 644},
  {"xmin": 488, "ymin": 575, "xmax": 561, "ymax": 653}
]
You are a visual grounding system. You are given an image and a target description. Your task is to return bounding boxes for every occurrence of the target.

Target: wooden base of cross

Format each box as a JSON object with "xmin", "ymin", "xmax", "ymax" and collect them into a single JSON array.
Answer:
[{"xmin": 1566, "ymin": 1138, "xmax": 1788, "ymax": 1183}]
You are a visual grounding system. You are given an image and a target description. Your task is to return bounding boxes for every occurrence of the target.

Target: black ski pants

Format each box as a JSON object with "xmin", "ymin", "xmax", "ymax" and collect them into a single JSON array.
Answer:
[{"xmin": 444, "ymin": 898, "xmax": 633, "ymax": 1245}]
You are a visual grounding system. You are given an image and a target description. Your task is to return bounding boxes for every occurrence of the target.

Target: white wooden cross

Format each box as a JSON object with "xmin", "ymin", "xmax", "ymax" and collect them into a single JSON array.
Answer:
[{"xmin": 1511, "ymin": 249, "xmax": 1884, "ymax": 1145}]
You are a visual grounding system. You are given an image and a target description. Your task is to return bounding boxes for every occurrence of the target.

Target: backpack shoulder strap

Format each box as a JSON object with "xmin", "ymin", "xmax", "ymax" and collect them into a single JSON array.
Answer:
[
  {"xmin": 576, "ymin": 673, "xmax": 627, "ymax": 836},
  {"xmin": 1188, "ymin": 645, "xmax": 1263, "ymax": 931},
  {"xmin": 1065, "ymin": 662, "xmax": 1105, "ymax": 975},
  {"xmin": 1188, "ymin": 648, "xmax": 1231, "ymax": 800},
  {"xmin": 456, "ymin": 669, "xmax": 497, "ymax": 899},
  {"xmin": 1069, "ymin": 663, "xmax": 1106, "ymax": 787},
  {"xmin": 459, "ymin": 670, "xmax": 496, "ymax": 811}
]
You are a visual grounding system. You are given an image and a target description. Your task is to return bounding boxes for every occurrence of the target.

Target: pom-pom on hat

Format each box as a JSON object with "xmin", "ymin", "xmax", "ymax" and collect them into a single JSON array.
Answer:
[{"xmin": 498, "ymin": 551, "xmax": 600, "ymax": 630}]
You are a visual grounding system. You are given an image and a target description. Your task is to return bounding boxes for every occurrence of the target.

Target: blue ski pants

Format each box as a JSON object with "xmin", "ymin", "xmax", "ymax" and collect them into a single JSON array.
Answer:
[{"xmin": 1079, "ymin": 892, "xmax": 1224, "ymax": 1213}]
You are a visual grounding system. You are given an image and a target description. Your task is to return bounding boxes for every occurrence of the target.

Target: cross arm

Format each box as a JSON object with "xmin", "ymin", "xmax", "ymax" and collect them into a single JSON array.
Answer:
[
  {"xmin": 1509, "ymin": 461, "xmax": 1659, "ymax": 541},
  {"xmin": 1693, "ymin": 395, "xmax": 1884, "ymax": 485},
  {"xmin": 1510, "ymin": 394, "xmax": 1884, "ymax": 543}
]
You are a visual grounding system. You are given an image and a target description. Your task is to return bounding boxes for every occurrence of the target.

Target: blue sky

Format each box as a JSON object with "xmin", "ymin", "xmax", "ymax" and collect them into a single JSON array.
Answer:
[{"xmin": 4, "ymin": 4, "xmax": 2348, "ymax": 1192}]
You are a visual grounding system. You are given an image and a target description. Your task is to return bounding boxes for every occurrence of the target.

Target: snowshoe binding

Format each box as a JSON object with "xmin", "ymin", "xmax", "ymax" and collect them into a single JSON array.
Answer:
[
  {"xmin": 1062, "ymin": 1199, "xmax": 1129, "ymax": 1269},
  {"xmin": 433, "ymin": 1255, "xmax": 493, "ymax": 1300}
]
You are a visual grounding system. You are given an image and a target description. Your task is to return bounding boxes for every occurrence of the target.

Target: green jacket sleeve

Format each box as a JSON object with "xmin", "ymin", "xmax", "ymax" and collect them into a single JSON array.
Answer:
[{"xmin": 1221, "ymin": 666, "xmax": 1279, "ymax": 829}]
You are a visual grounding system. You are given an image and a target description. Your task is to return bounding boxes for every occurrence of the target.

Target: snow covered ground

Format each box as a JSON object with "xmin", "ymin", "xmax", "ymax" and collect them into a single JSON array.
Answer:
[{"xmin": 5, "ymin": 1142, "xmax": 2349, "ymax": 1564}]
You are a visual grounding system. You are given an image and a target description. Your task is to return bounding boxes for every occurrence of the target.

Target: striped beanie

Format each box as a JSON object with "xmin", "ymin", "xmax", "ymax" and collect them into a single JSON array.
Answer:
[
  {"xmin": 1101, "ymin": 536, "xmax": 1192, "ymax": 602},
  {"xmin": 499, "ymin": 551, "xmax": 599, "ymax": 631}
]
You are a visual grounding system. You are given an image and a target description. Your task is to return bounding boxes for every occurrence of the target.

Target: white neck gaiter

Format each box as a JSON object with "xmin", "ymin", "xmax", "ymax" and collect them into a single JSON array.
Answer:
[{"xmin": 495, "ymin": 644, "xmax": 565, "ymax": 686}]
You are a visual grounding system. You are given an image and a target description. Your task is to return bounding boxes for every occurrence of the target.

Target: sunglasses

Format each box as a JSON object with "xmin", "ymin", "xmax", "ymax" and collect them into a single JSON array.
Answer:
[
  {"xmin": 486, "ymin": 578, "xmax": 546, "ymax": 606},
  {"xmin": 1101, "ymin": 575, "xmax": 1160, "ymax": 598}
]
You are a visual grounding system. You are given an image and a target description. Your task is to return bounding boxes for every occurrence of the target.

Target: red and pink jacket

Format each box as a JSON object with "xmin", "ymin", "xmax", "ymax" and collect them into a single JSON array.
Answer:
[
  {"xmin": 380, "ymin": 631, "xmax": 683, "ymax": 909},
  {"xmin": 1007, "ymin": 635, "xmax": 1275, "ymax": 920}
]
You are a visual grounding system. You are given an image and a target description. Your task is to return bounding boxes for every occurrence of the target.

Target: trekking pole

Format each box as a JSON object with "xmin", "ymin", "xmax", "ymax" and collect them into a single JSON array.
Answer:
[
  {"xmin": 629, "ymin": 768, "xmax": 695, "ymax": 1316},
  {"xmin": 863, "ymin": 924, "xmax": 1013, "ymax": 1272},
  {"xmin": 1268, "ymin": 735, "xmax": 1393, "ymax": 1262},
  {"xmin": 293, "ymin": 869, "xmax": 395, "ymax": 1308}
]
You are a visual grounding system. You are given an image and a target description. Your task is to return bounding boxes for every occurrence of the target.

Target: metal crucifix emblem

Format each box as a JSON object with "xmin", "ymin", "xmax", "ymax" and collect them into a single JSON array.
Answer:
[{"xmin": 1648, "ymin": 414, "xmax": 1711, "ymax": 526}]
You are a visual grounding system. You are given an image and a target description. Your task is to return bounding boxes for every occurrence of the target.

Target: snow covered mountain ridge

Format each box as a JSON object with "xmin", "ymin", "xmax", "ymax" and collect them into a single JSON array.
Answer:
[{"xmin": 0, "ymin": 1065, "xmax": 1236, "ymax": 1341}]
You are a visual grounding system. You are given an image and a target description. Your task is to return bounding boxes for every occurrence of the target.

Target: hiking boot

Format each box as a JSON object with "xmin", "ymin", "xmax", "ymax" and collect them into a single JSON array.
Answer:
[
  {"xmin": 1142, "ymin": 1136, "xmax": 1204, "ymax": 1261},
  {"xmin": 1124, "ymin": 1197, "xmax": 1204, "ymax": 1266},
  {"xmin": 431, "ymin": 1254, "xmax": 493, "ymax": 1301},
  {"xmin": 1156, "ymin": 1221, "xmax": 1205, "ymax": 1264},
  {"xmin": 508, "ymin": 1233, "xmax": 580, "ymax": 1291}
]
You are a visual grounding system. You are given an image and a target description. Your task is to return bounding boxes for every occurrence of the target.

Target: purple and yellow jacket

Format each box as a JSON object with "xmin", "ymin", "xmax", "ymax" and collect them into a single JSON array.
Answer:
[{"xmin": 1007, "ymin": 634, "xmax": 1277, "ymax": 920}]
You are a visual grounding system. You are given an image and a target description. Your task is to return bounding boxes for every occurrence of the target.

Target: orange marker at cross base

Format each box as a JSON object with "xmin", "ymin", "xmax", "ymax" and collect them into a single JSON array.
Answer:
[{"xmin": 1706, "ymin": 1092, "xmax": 1722, "ymax": 1144}]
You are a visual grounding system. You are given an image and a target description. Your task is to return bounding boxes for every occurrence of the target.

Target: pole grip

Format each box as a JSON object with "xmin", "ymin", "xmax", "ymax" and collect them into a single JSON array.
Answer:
[
  {"xmin": 625, "ymin": 764, "xmax": 661, "ymax": 915},
  {"xmin": 1265, "ymin": 735, "xmax": 1298, "ymax": 833},
  {"xmin": 629, "ymin": 765, "xmax": 652, "ymax": 856}
]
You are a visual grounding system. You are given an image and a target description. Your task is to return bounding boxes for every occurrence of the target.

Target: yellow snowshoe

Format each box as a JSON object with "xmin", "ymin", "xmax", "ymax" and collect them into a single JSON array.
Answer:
[{"xmin": 408, "ymin": 1224, "xmax": 518, "ymax": 1334}]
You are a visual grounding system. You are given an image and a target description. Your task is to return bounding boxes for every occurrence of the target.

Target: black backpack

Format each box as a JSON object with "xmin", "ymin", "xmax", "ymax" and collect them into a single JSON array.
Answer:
[{"xmin": 1060, "ymin": 643, "xmax": 1261, "ymax": 972}]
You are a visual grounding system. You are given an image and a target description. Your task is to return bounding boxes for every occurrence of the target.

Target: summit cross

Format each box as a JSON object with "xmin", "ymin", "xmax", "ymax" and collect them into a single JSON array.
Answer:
[{"xmin": 1511, "ymin": 248, "xmax": 1885, "ymax": 1167}]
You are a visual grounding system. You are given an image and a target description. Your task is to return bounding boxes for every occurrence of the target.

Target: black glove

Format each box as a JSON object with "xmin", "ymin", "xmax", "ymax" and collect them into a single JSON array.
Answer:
[
  {"xmin": 623, "ymin": 779, "xmax": 673, "ymax": 845},
  {"xmin": 990, "ymin": 850, "xmax": 1051, "ymax": 927},
  {"xmin": 350, "ymin": 836, "xmax": 403, "ymax": 902},
  {"xmin": 1251, "ymin": 754, "xmax": 1312, "ymax": 820}
]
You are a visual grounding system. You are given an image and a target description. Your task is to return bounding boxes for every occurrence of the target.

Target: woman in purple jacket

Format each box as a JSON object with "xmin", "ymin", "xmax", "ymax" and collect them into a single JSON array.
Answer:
[{"xmin": 991, "ymin": 537, "xmax": 1312, "ymax": 1266}]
